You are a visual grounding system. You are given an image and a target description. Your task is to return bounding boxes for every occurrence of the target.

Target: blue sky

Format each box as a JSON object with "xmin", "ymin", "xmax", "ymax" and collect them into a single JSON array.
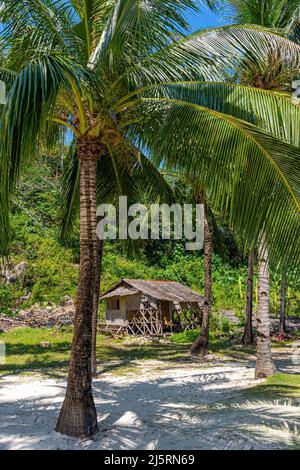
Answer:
[
  {"xmin": 186, "ymin": 7, "xmax": 227, "ymax": 32},
  {"xmin": 0, "ymin": 6, "xmax": 227, "ymax": 34}
]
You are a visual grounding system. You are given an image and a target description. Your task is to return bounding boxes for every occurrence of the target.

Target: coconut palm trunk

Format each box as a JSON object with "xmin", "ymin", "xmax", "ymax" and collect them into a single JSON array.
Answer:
[
  {"xmin": 242, "ymin": 251, "xmax": 254, "ymax": 345},
  {"xmin": 279, "ymin": 269, "xmax": 287, "ymax": 336},
  {"xmin": 56, "ymin": 136, "xmax": 101, "ymax": 437},
  {"xmin": 191, "ymin": 199, "xmax": 212, "ymax": 356},
  {"xmin": 255, "ymin": 244, "xmax": 277, "ymax": 378},
  {"xmin": 91, "ymin": 230, "xmax": 104, "ymax": 377}
]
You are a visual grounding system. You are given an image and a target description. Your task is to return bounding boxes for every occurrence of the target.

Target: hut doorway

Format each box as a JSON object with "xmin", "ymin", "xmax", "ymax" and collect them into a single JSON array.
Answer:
[{"xmin": 161, "ymin": 301, "xmax": 171, "ymax": 327}]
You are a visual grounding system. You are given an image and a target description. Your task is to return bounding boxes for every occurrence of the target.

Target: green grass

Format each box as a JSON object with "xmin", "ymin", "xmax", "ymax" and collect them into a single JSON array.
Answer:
[
  {"xmin": 1, "ymin": 327, "xmax": 298, "ymax": 384},
  {"xmin": 243, "ymin": 374, "xmax": 300, "ymax": 400},
  {"xmin": 0, "ymin": 327, "xmax": 72, "ymax": 375},
  {"xmin": 0, "ymin": 327, "xmax": 191, "ymax": 376},
  {"xmin": 170, "ymin": 329, "xmax": 200, "ymax": 343},
  {"xmin": 169, "ymin": 327, "xmax": 257, "ymax": 359},
  {"xmin": 0, "ymin": 326, "xmax": 257, "ymax": 377}
]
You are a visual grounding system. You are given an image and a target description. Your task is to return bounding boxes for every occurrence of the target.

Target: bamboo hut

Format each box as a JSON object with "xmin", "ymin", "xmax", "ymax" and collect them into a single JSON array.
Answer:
[{"xmin": 100, "ymin": 279, "xmax": 204, "ymax": 336}]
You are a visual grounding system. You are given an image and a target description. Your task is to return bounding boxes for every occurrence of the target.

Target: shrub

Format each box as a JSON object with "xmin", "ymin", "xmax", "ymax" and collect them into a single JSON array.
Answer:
[
  {"xmin": 210, "ymin": 312, "xmax": 234, "ymax": 336},
  {"xmin": 170, "ymin": 329, "xmax": 200, "ymax": 344},
  {"xmin": 170, "ymin": 313, "xmax": 235, "ymax": 344},
  {"xmin": 0, "ymin": 285, "xmax": 14, "ymax": 315},
  {"xmin": 23, "ymin": 238, "xmax": 78, "ymax": 305}
]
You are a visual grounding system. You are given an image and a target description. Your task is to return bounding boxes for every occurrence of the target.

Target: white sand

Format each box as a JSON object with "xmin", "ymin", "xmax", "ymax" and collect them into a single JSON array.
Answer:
[{"xmin": 0, "ymin": 358, "xmax": 299, "ymax": 450}]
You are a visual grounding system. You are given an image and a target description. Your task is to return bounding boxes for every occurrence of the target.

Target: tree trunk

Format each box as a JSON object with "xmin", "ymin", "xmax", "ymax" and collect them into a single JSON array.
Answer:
[
  {"xmin": 91, "ymin": 231, "xmax": 104, "ymax": 377},
  {"xmin": 56, "ymin": 136, "xmax": 101, "ymax": 438},
  {"xmin": 279, "ymin": 269, "xmax": 287, "ymax": 336},
  {"xmin": 191, "ymin": 199, "xmax": 212, "ymax": 356},
  {"xmin": 242, "ymin": 251, "xmax": 254, "ymax": 345},
  {"xmin": 255, "ymin": 244, "xmax": 277, "ymax": 379}
]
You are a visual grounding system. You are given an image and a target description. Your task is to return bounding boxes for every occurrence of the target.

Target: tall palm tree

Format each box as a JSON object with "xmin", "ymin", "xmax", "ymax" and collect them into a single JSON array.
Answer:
[
  {"xmin": 1, "ymin": 1, "xmax": 300, "ymax": 437},
  {"xmin": 61, "ymin": 143, "xmax": 174, "ymax": 376},
  {"xmin": 224, "ymin": 0, "xmax": 300, "ymax": 377},
  {"xmin": 191, "ymin": 191, "xmax": 212, "ymax": 356},
  {"xmin": 160, "ymin": 174, "xmax": 214, "ymax": 356},
  {"xmin": 279, "ymin": 267, "xmax": 287, "ymax": 336},
  {"xmin": 242, "ymin": 250, "xmax": 254, "ymax": 345},
  {"xmin": 255, "ymin": 243, "xmax": 277, "ymax": 377}
]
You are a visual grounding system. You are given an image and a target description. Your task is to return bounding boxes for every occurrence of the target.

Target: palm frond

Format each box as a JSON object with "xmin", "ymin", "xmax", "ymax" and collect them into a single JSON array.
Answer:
[
  {"xmin": 0, "ymin": 0, "xmax": 80, "ymax": 59},
  {"xmin": 130, "ymin": 152, "xmax": 174, "ymax": 205},
  {"xmin": 0, "ymin": 67, "xmax": 17, "ymax": 92},
  {"xmin": 60, "ymin": 140, "xmax": 80, "ymax": 241},
  {"xmin": 224, "ymin": 0, "xmax": 300, "ymax": 30},
  {"xmin": 188, "ymin": 24, "xmax": 300, "ymax": 78},
  {"xmin": 97, "ymin": 142, "xmax": 174, "ymax": 206},
  {"xmin": 118, "ymin": 81, "xmax": 300, "ymax": 146},
  {"xmin": 121, "ymin": 96, "xmax": 300, "ymax": 268},
  {"xmin": 60, "ymin": 142, "xmax": 174, "ymax": 241},
  {"xmin": 288, "ymin": 5, "xmax": 300, "ymax": 41},
  {"xmin": 0, "ymin": 52, "xmax": 93, "ymax": 254},
  {"xmin": 71, "ymin": 0, "xmax": 114, "ymax": 60},
  {"xmin": 88, "ymin": 0, "xmax": 219, "ymax": 72},
  {"xmin": 109, "ymin": 23, "xmax": 300, "ymax": 93}
]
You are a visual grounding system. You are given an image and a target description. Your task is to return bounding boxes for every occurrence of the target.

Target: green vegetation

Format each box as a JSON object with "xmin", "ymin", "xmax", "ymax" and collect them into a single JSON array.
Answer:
[
  {"xmin": 244, "ymin": 374, "xmax": 300, "ymax": 399},
  {"xmin": 2, "ymin": 327, "xmax": 298, "ymax": 379},
  {"xmin": 0, "ymin": 327, "xmax": 191, "ymax": 376},
  {"xmin": 0, "ymin": 327, "xmax": 72, "ymax": 375},
  {"xmin": 171, "ymin": 314, "xmax": 237, "ymax": 344},
  {"xmin": 170, "ymin": 329, "xmax": 200, "ymax": 344},
  {"xmin": 0, "ymin": 325, "xmax": 243, "ymax": 376},
  {"xmin": 0, "ymin": 0, "xmax": 299, "ymax": 445},
  {"xmin": 0, "ymin": 285, "xmax": 14, "ymax": 316},
  {"xmin": 2, "ymin": 159, "xmax": 300, "ymax": 320}
]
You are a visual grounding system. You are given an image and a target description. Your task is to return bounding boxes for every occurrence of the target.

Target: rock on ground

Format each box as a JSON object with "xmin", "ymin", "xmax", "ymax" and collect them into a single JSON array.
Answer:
[{"xmin": 0, "ymin": 297, "xmax": 75, "ymax": 332}]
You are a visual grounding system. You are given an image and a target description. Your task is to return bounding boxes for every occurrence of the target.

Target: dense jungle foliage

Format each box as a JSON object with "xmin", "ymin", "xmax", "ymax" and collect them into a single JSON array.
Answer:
[{"xmin": 1, "ymin": 150, "xmax": 299, "ymax": 321}]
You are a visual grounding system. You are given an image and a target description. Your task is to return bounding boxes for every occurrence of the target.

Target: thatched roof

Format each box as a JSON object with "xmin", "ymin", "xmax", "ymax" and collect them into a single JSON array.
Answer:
[
  {"xmin": 100, "ymin": 286, "xmax": 138, "ymax": 299},
  {"xmin": 100, "ymin": 279, "xmax": 203, "ymax": 304}
]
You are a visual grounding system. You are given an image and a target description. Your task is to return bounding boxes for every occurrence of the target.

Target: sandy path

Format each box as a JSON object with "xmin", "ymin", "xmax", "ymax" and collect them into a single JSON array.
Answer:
[{"xmin": 0, "ymin": 357, "xmax": 299, "ymax": 450}]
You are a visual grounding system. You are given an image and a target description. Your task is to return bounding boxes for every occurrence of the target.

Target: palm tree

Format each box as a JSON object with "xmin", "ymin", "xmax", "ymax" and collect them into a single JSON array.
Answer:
[
  {"xmin": 224, "ymin": 0, "xmax": 300, "ymax": 377},
  {"xmin": 191, "ymin": 191, "xmax": 212, "ymax": 356},
  {"xmin": 279, "ymin": 267, "xmax": 287, "ymax": 336},
  {"xmin": 160, "ymin": 175, "xmax": 214, "ymax": 356},
  {"xmin": 255, "ymin": 243, "xmax": 277, "ymax": 377},
  {"xmin": 91, "ymin": 227, "xmax": 103, "ymax": 377},
  {"xmin": 61, "ymin": 144, "xmax": 174, "ymax": 376},
  {"xmin": 1, "ymin": 1, "xmax": 300, "ymax": 437},
  {"xmin": 242, "ymin": 250, "xmax": 254, "ymax": 345}
]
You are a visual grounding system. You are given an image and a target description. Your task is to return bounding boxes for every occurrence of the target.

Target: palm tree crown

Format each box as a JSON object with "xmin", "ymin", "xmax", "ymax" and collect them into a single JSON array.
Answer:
[{"xmin": 1, "ymin": 1, "xmax": 299, "ymax": 267}]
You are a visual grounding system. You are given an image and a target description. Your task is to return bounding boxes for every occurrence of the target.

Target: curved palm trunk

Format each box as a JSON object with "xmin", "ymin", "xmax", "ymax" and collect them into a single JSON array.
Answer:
[
  {"xmin": 279, "ymin": 269, "xmax": 287, "ymax": 336},
  {"xmin": 191, "ymin": 200, "xmax": 212, "ymax": 356},
  {"xmin": 56, "ymin": 136, "xmax": 101, "ymax": 438},
  {"xmin": 91, "ymin": 233, "xmax": 104, "ymax": 377},
  {"xmin": 242, "ymin": 251, "xmax": 254, "ymax": 345},
  {"xmin": 255, "ymin": 244, "xmax": 277, "ymax": 378}
]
